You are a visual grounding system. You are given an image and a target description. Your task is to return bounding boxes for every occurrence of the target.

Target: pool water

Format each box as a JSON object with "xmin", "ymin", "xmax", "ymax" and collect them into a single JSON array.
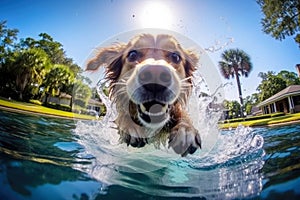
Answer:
[{"xmin": 0, "ymin": 110, "xmax": 299, "ymax": 200}]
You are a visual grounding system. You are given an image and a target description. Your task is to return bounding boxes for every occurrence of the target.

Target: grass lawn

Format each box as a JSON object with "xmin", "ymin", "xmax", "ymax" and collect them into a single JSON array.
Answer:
[
  {"xmin": 0, "ymin": 99, "xmax": 97, "ymax": 120},
  {"xmin": 220, "ymin": 112, "xmax": 300, "ymax": 129},
  {"xmin": 1, "ymin": 98, "xmax": 299, "ymax": 128}
]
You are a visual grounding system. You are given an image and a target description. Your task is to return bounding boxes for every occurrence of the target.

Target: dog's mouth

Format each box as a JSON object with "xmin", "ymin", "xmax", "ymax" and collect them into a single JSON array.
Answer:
[{"xmin": 137, "ymin": 100, "xmax": 169, "ymax": 124}]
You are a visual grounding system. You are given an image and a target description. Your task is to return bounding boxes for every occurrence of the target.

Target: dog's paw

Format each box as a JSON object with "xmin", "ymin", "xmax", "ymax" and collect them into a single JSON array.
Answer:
[
  {"xmin": 118, "ymin": 129, "xmax": 148, "ymax": 148},
  {"xmin": 168, "ymin": 122, "xmax": 201, "ymax": 156},
  {"xmin": 124, "ymin": 133, "xmax": 148, "ymax": 148}
]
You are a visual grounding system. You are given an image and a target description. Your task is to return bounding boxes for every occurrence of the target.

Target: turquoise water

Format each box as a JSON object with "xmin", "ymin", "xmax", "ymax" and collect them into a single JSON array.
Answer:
[{"xmin": 0, "ymin": 109, "xmax": 300, "ymax": 200}]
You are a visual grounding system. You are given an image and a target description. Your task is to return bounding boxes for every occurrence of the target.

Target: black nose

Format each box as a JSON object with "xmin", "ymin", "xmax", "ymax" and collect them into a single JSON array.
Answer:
[{"xmin": 138, "ymin": 65, "xmax": 172, "ymax": 92}]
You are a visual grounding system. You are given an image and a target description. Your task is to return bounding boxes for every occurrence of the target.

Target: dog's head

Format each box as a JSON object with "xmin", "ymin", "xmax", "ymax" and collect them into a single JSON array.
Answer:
[{"xmin": 87, "ymin": 34, "xmax": 199, "ymax": 129}]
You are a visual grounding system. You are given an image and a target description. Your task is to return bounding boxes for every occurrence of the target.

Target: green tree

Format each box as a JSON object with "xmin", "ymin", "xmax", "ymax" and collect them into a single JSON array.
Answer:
[
  {"xmin": 219, "ymin": 48, "xmax": 253, "ymax": 115},
  {"xmin": 2, "ymin": 48, "xmax": 51, "ymax": 100},
  {"xmin": 35, "ymin": 33, "xmax": 66, "ymax": 64},
  {"xmin": 277, "ymin": 70, "xmax": 300, "ymax": 85},
  {"xmin": 0, "ymin": 21, "xmax": 18, "ymax": 93},
  {"xmin": 19, "ymin": 34, "xmax": 82, "ymax": 77},
  {"xmin": 257, "ymin": 71, "xmax": 287, "ymax": 102},
  {"xmin": 223, "ymin": 100, "xmax": 242, "ymax": 118},
  {"xmin": 72, "ymin": 80, "xmax": 92, "ymax": 109},
  {"xmin": 257, "ymin": 70, "xmax": 300, "ymax": 102},
  {"xmin": 0, "ymin": 22, "xmax": 87, "ymax": 106},
  {"xmin": 18, "ymin": 37, "xmax": 36, "ymax": 49},
  {"xmin": 17, "ymin": 34, "xmax": 82, "ymax": 102},
  {"xmin": 42, "ymin": 64, "xmax": 75, "ymax": 104},
  {"xmin": 0, "ymin": 20, "xmax": 18, "ymax": 63},
  {"xmin": 243, "ymin": 93, "xmax": 259, "ymax": 115},
  {"xmin": 257, "ymin": 0, "xmax": 300, "ymax": 47},
  {"xmin": 0, "ymin": 51, "xmax": 15, "ymax": 96}
]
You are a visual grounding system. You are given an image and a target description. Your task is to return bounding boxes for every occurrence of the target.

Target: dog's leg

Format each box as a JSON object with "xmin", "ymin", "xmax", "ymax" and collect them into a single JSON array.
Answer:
[
  {"xmin": 115, "ymin": 112, "xmax": 148, "ymax": 148},
  {"xmin": 168, "ymin": 109, "xmax": 201, "ymax": 156}
]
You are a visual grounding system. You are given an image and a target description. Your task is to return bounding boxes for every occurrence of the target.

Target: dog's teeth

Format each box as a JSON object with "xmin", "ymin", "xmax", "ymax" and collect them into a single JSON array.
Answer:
[
  {"xmin": 161, "ymin": 105, "xmax": 168, "ymax": 112},
  {"xmin": 140, "ymin": 104, "xmax": 146, "ymax": 113}
]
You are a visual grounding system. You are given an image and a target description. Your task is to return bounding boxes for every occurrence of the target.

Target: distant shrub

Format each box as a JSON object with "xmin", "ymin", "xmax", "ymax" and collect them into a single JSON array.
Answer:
[
  {"xmin": 45, "ymin": 102, "xmax": 71, "ymax": 112},
  {"xmin": 100, "ymin": 105, "xmax": 106, "ymax": 116},
  {"xmin": 73, "ymin": 99, "xmax": 86, "ymax": 108},
  {"xmin": 72, "ymin": 106, "xmax": 89, "ymax": 116},
  {"xmin": 220, "ymin": 112, "xmax": 285, "ymax": 124},
  {"xmin": 271, "ymin": 112, "xmax": 285, "ymax": 117},
  {"xmin": 29, "ymin": 99, "xmax": 43, "ymax": 105}
]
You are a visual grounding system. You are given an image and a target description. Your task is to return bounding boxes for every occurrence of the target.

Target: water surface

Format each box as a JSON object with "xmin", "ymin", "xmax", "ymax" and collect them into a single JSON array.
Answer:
[{"xmin": 0, "ymin": 110, "xmax": 299, "ymax": 199}]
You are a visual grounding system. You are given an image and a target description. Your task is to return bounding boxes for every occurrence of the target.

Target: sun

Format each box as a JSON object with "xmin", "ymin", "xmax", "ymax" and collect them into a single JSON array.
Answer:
[{"xmin": 139, "ymin": 2, "xmax": 173, "ymax": 29}]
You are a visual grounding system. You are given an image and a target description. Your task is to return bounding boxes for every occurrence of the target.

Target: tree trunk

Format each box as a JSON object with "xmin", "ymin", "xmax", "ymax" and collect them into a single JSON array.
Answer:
[
  {"xmin": 19, "ymin": 92, "xmax": 23, "ymax": 101},
  {"xmin": 16, "ymin": 72, "xmax": 29, "ymax": 101},
  {"xmin": 235, "ymin": 69, "xmax": 244, "ymax": 117},
  {"xmin": 44, "ymin": 93, "xmax": 49, "ymax": 105},
  {"xmin": 69, "ymin": 96, "xmax": 73, "ymax": 111}
]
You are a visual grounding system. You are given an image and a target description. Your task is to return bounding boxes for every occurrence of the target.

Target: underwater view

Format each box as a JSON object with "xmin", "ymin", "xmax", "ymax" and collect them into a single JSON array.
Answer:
[{"xmin": 0, "ymin": 108, "xmax": 299, "ymax": 200}]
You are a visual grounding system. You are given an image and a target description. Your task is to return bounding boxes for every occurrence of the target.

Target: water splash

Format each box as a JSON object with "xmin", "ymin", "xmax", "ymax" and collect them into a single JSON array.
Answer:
[
  {"xmin": 75, "ymin": 67, "xmax": 224, "ymax": 159},
  {"xmin": 74, "ymin": 69, "xmax": 265, "ymax": 199},
  {"xmin": 183, "ymin": 126, "xmax": 264, "ymax": 169},
  {"xmin": 204, "ymin": 37, "xmax": 234, "ymax": 53}
]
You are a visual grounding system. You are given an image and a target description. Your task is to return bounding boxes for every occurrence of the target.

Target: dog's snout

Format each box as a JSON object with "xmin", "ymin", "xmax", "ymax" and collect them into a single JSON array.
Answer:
[{"xmin": 138, "ymin": 65, "xmax": 172, "ymax": 92}]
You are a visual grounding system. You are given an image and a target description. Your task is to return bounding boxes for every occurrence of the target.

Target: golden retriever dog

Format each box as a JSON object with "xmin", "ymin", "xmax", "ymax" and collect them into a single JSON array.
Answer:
[{"xmin": 86, "ymin": 34, "xmax": 201, "ymax": 156}]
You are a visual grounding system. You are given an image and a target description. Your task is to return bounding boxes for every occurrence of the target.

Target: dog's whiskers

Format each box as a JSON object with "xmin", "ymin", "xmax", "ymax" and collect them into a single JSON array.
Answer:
[
  {"xmin": 177, "ymin": 93, "xmax": 187, "ymax": 107},
  {"xmin": 180, "ymin": 84, "xmax": 192, "ymax": 89},
  {"xmin": 111, "ymin": 82, "xmax": 127, "ymax": 88},
  {"xmin": 178, "ymin": 84, "xmax": 190, "ymax": 105},
  {"xmin": 113, "ymin": 89, "xmax": 127, "ymax": 98},
  {"xmin": 180, "ymin": 76, "xmax": 192, "ymax": 82}
]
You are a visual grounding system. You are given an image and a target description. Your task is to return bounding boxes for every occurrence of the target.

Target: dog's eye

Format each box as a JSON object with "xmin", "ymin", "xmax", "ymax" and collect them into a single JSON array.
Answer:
[
  {"xmin": 170, "ymin": 52, "xmax": 181, "ymax": 64},
  {"xmin": 127, "ymin": 50, "xmax": 139, "ymax": 62}
]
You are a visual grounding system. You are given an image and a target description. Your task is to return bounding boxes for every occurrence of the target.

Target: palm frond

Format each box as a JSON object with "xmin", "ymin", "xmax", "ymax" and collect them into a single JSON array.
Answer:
[{"xmin": 218, "ymin": 48, "xmax": 252, "ymax": 80}]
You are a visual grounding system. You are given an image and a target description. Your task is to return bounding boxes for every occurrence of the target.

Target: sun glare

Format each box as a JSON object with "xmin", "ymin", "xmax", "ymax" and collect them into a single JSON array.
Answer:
[{"xmin": 139, "ymin": 2, "xmax": 173, "ymax": 29}]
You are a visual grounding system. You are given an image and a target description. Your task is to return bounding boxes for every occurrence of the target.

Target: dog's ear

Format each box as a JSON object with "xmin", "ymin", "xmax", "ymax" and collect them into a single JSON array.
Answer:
[
  {"xmin": 86, "ymin": 43, "xmax": 127, "ymax": 71},
  {"xmin": 86, "ymin": 43, "xmax": 127, "ymax": 81},
  {"xmin": 184, "ymin": 49, "xmax": 199, "ymax": 77}
]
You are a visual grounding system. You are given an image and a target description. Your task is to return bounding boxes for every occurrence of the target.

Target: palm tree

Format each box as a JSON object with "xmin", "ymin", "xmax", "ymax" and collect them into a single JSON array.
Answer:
[
  {"xmin": 9, "ymin": 48, "xmax": 50, "ymax": 100},
  {"xmin": 219, "ymin": 48, "xmax": 253, "ymax": 117},
  {"xmin": 42, "ymin": 64, "xmax": 74, "ymax": 104}
]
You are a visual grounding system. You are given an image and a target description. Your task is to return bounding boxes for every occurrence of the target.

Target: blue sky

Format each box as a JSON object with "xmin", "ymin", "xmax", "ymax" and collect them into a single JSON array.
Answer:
[{"xmin": 0, "ymin": 0, "xmax": 299, "ymax": 100}]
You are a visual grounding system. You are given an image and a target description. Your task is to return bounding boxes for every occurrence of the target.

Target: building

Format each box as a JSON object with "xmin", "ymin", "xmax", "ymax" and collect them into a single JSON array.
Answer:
[
  {"xmin": 250, "ymin": 106, "xmax": 262, "ymax": 116},
  {"xmin": 44, "ymin": 92, "xmax": 72, "ymax": 106},
  {"xmin": 257, "ymin": 85, "xmax": 300, "ymax": 114},
  {"xmin": 43, "ymin": 93, "xmax": 103, "ymax": 114},
  {"xmin": 87, "ymin": 98, "xmax": 103, "ymax": 114}
]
